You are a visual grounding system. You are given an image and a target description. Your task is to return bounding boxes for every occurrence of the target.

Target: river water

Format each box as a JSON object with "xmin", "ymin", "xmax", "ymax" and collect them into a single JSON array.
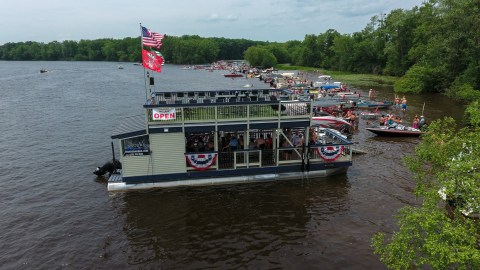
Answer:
[{"xmin": 0, "ymin": 61, "xmax": 465, "ymax": 269}]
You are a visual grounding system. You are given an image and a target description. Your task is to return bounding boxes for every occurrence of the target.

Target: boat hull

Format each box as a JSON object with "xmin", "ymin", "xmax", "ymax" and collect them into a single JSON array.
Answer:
[
  {"xmin": 224, "ymin": 74, "xmax": 244, "ymax": 78},
  {"xmin": 366, "ymin": 127, "xmax": 425, "ymax": 137},
  {"xmin": 108, "ymin": 165, "xmax": 349, "ymax": 191}
]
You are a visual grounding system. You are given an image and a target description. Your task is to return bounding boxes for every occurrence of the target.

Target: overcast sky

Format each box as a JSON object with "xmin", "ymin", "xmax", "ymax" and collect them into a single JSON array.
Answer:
[{"xmin": 0, "ymin": 0, "xmax": 425, "ymax": 45}]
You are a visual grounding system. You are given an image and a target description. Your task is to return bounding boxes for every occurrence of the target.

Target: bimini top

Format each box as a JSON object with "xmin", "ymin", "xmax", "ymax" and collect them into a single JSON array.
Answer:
[{"xmin": 111, "ymin": 114, "xmax": 146, "ymax": 139}]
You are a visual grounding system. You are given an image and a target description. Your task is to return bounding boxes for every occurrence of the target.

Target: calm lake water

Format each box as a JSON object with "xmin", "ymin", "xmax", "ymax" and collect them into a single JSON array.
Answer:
[{"xmin": 0, "ymin": 61, "xmax": 465, "ymax": 269}]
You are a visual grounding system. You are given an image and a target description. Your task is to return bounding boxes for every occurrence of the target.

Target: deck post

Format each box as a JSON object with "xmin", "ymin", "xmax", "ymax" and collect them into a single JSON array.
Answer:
[{"xmin": 111, "ymin": 141, "xmax": 116, "ymax": 165}]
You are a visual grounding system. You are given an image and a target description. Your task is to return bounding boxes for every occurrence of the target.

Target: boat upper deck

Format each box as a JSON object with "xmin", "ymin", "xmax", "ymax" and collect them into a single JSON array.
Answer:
[
  {"xmin": 146, "ymin": 89, "xmax": 297, "ymax": 106},
  {"xmin": 143, "ymin": 89, "xmax": 313, "ymax": 126}
]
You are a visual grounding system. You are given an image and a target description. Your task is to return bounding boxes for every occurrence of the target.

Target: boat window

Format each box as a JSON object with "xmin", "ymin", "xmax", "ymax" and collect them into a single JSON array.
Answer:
[
  {"xmin": 186, "ymin": 131, "xmax": 215, "ymax": 153},
  {"xmin": 122, "ymin": 135, "xmax": 150, "ymax": 156}
]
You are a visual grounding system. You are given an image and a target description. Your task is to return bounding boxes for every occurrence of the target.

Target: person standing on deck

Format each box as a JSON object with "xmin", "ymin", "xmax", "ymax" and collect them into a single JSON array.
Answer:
[
  {"xmin": 368, "ymin": 89, "xmax": 375, "ymax": 100},
  {"xmin": 255, "ymin": 134, "xmax": 266, "ymax": 149},
  {"xmin": 401, "ymin": 96, "xmax": 407, "ymax": 111},
  {"xmin": 223, "ymin": 136, "xmax": 238, "ymax": 151},
  {"xmin": 419, "ymin": 115, "xmax": 427, "ymax": 130}
]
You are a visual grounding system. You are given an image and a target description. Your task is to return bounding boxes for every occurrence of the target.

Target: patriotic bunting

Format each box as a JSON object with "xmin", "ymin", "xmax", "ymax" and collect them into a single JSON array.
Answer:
[
  {"xmin": 315, "ymin": 146, "xmax": 344, "ymax": 162},
  {"xmin": 186, "ymin": 153, "xmax": 217, "ymax": 171}
]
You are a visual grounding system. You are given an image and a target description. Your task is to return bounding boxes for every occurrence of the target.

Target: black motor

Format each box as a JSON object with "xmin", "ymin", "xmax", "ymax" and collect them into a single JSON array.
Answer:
[{"xmin": 94, "ymin": 160, "xmax": 122, "ymax": 176}]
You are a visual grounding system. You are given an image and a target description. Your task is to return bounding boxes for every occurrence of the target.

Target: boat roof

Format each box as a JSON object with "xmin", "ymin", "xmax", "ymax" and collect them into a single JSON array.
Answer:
[
  {"xmin": 148, "ymin": 88, "xmax": 296, "ymax": 107},
  {"xmin": 111, "ymin": 115, "xmax": 146, "ymax": 139}
]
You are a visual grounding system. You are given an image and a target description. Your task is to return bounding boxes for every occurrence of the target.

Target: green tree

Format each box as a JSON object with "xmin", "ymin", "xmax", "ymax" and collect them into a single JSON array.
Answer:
[
  {"xmin": 382, "ymin": 9, "xmax": 417, "ymax": 76},
  {"xmin": 44, "ymin": 41, "xmax": 64, "ymax": 60},
  {"xmin": 316, "ymin": 29, "xmax": 341, "ymax": 69},
  {"xmin": 244, "ymin": 46, "xmax": 277, "ymax": 67},
  {"xmin": 331, "ymin": 34, "xmax": 355, "ymax": 71},
  {"xmin": 464, "ymin": 100, "xmax": 480, "ymax": 127},
  {"xmin": 372, "ymin": 116, "xmax": 480, "ymax": 269},
  {"xmin": 266, "ymin": 43, "xmax": 290, "ymax": 64},
  {"xmin": 300, "ymin": 34, "xmax": 320, "ymax": 67},
  {"xmin": 394, "ymin": 63, "xmax": 447, "ymax": 93}
]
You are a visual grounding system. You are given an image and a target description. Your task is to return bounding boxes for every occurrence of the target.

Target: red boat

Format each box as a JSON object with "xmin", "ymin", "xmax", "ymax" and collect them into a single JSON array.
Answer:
[
  {"xmin": 224, "ymin": 73, "xmax": 244, "ymax": 78},
  {"xmin": 312, "ymin": 115, "xmax": 351, "ymax": 133}
]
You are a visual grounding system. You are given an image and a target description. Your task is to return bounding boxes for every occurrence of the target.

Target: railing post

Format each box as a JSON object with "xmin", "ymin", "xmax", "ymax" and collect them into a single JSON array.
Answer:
[
  {"xmin": 233, "ymin": 151, "xmax": 237, "ymax": 169},
  {"xmin": 259, "ymin": 150, "xmax": 262, "ymax": 167}
]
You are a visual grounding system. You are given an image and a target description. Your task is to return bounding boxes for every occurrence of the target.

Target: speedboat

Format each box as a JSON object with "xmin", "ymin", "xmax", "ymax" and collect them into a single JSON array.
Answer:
[
  {"xmin": 366, "ymin": 125, "xmax": 425, "ymax": 137},
  {"xmin": 312, "ymin": 115, "xmax": 351, "ymax": 131}
]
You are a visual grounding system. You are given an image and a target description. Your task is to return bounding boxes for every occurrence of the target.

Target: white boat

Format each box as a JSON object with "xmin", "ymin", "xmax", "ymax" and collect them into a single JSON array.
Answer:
[
  {"xmin": 334, "ymin": 92, "xmax": 360, "ymax": 99},
  {"xmin": 312, "ymin": 115, "xmax": 351, "ymax": 131},
  {"xmin": 281, "ymin": 72, "xmax": 295, "ymax": 77},
  {"xmin": 318, "ymin": 75, "xmax": 332, "ymax": 80}
]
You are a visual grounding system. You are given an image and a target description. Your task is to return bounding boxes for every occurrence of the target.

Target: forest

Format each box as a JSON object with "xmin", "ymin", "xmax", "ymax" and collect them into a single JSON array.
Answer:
[{"xmin": 1, "ymin": 0, "xmax": 479, "ymax": 99}]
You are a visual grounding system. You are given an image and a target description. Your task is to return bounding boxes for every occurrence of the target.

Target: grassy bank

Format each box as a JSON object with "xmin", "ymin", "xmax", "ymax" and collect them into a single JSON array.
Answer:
[{"xmin": 276, "ymin": 64, "xmax": 399, "ymax": 89}]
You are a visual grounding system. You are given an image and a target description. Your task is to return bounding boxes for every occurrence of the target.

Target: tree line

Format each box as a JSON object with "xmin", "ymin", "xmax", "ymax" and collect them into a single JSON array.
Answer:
[
  {"xmin": 0, "ymin": 36, "xmax": 267, "ymax": 66},
  {"xmin": 1, "ymin": 0, "xmax": 479, "ymax": 98}
]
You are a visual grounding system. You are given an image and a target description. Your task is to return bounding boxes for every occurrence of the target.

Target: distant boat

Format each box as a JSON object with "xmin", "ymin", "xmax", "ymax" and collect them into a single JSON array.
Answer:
[
  {"xmin": 118, "ymin": 65, "xmax": 124, "ymax": 69},
  {"xmin": 224, "ymin": 73, "xmax": 244, "ymax": 78},
  {"xmin": 40, "ymin": 69, "xmax": 48, "ymax": 73}
]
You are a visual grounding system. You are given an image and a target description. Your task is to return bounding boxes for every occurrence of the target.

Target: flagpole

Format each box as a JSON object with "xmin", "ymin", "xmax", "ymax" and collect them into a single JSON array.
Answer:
[{"xmin": 140, "ymin": 23, "xmax": 150, "ymax": 103}]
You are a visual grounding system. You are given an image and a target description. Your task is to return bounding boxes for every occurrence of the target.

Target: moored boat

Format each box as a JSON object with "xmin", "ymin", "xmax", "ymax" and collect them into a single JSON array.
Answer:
[
  {"xmin": 312, "ymin": 115, "xmax": 351, "ymax": 132},
  {"xmin": 106, "ymin": 87, "xmax": 354, "ymax": 192},
  {"xmin": 366, "ymin": 126, "xmax": 425, "ymax": 137},
  {"xmin": 355, "ymin": 99, "xmax": 393, "ymax": 109},
  {"xmin": 224, "ymin": 73, "xmax": 244, "ymax": 78}
]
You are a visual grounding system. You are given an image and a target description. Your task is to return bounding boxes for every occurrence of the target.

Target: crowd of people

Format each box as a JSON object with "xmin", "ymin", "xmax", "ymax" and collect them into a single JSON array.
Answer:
[{"xmin": 379, "ymin": 113, "xmax": 426, "ymax": 130}]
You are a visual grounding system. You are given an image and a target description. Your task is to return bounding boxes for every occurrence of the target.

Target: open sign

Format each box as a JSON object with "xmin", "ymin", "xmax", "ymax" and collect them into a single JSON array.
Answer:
[{"xmin": 152, "ymin": 108, "xmax": 176, "ymax": 120}]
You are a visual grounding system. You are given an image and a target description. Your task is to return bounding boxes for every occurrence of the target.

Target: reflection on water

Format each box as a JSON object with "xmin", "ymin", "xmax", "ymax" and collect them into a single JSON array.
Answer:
[{"xmin": 117, "ymin": 178, "xmax": 350, "ymax": 268}]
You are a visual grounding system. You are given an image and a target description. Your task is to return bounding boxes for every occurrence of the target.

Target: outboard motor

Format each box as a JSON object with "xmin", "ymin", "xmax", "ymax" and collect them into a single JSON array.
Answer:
[{"xmin": 94, "ymin": 160, "xmax": 122, "ymax": 176}]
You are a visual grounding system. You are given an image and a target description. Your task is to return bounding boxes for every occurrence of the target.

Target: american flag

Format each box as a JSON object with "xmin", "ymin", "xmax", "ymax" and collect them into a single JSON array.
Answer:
[{"xmin": 141, "ymin": 26, "xmax": 164, "ymax": 49}]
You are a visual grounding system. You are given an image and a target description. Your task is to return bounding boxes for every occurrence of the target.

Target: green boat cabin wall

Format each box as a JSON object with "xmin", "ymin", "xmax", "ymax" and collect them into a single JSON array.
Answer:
[{"xmin": 120, "ymin": 132, "xmax": 187, "ymax": 177}]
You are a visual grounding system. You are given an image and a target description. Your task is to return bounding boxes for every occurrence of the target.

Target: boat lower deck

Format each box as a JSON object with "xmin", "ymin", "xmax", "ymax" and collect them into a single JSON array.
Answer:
[{"xmin": 108, "ymin": 164, "xmax": 350, "ymax": 191}]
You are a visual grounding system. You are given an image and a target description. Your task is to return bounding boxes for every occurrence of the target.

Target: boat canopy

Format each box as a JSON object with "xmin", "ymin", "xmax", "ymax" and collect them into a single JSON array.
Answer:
[{"xmin": 111, "ymin": 115, "xmax": 146, "ymax": 139}]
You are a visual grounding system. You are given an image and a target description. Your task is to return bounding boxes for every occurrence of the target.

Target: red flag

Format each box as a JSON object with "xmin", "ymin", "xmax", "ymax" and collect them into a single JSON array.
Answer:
[{"xmin": 142, "ymin": 49, "xmax": 164, "ymax": 73}]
